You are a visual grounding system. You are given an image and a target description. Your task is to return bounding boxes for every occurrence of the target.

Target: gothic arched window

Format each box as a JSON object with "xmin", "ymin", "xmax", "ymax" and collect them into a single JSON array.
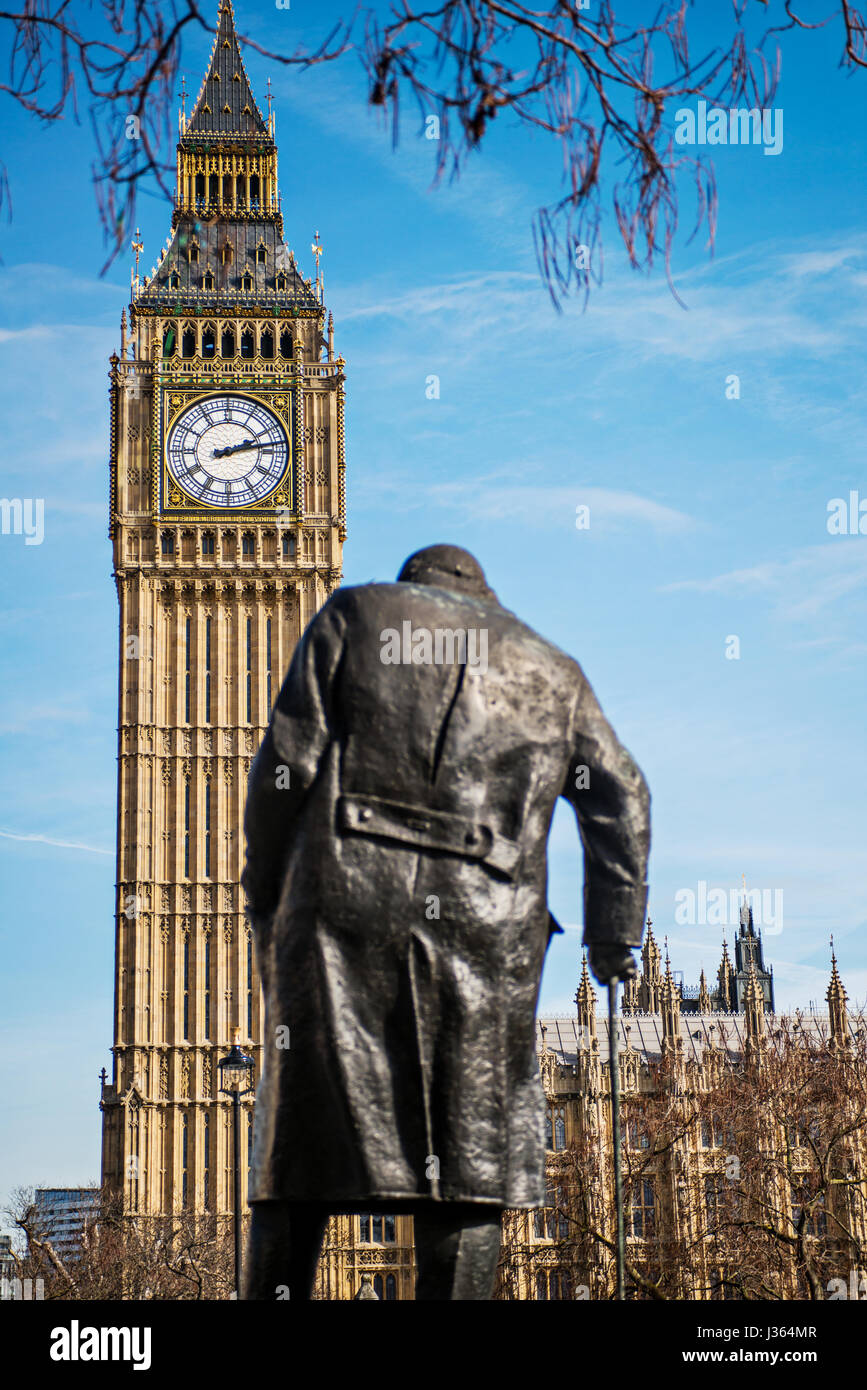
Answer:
[
  {"xmin": 181, "ymin": 1112, "xmax": 189, "ymax": 1207},
  {"xmin": 203, "ymin": 1112, "xmax": 211, "ymax": 1209},
  {"xmin": 701, "ymin": 1113, "xmax": 724, "ymax": 1149},
  {"xmin": 371, "ymin": 1275, "xmax": 397, "ymax": 1300},
  {"xmin": 359, "ymin": 1214, "xmax": 396, "ymax": 1243},
  {"xmin": 162, "ymin": 325, "xmax": 176, "ymax": 357},
  {"xmin": 279, "ymin": 330, "xmax": 293, "ymax": 358},
  {"xmin": 266, "ymin": 616, "xmax": 272, "ymax": 713},
  {"xmin": 244, "ymin": 612, "xmax": 253, "ymax": 722},
  {"xmin": 257, "ymin": 243, "xmax": 267, "ymax": 264},
  {"xmin": 276, "ymin": 272, "xmax": 288, "ymax": 292},
  {"xmin": 241, "ymin": 272, "xmax": 253, "ymax": 292},
  {"xmin": 184, "ymin": 616, "xmax": 192, "ymax": 724},
  {"xmin": 260, "ymin": 327, "xmax": 274, "ymax": 359},
  {"xmin": 203, "ymin": 271, "xmax": 215, "ymax": 291},
  {"xmin": 202, "ymin": 324, "xmax": 216, "ymax": 358},
  {"xmin": 247, "ymin": 930, "xmax": 254, "ymax": 1035},
  {"xmin": 204, "ymin": 779, "xmax": 212, "ymax": 878},
  {"xmin": 546, "ymin": 1105, "xmax": 566, "ymax": 1151},
  {"xmin": 204, "ymin": 614, "xmax": 213, "ymax": 724},
  {"xmin": 240, "ymin": 327, "xmax": 255, "ymax": 358},
  {"xmin": 221, "ymin": 328, "xmax": 235, "ymax": 358},
  {"xmin": 182, "ymin": 327, "xmax": 196, "ymax": 358},
  {"xmin": 629, "ymin": 1180, "xmax": 656, "ymax": 1239}
]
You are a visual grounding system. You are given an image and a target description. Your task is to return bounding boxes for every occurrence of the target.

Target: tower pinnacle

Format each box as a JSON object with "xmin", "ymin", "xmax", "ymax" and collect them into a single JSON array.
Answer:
[
  {"xmin": 827, "ymin": 936, "xmax": 849, "ymax": 1047},
  {"xmin": 185, "ymin": 0, "xmax": 269, "ymax": 138},
  {"xmin": 576, "ymin": 952, "xmax": 598, "ymax": 1043},
  {"xmin": 744, "ymin": 959, "xmax": 766, "ymax": 1046}
]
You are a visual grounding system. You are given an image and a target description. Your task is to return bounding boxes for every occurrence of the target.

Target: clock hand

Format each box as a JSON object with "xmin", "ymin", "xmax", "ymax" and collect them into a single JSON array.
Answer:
[{"xmin": 213, "ymin": 438, "xmax": 258, "ymax": 458}]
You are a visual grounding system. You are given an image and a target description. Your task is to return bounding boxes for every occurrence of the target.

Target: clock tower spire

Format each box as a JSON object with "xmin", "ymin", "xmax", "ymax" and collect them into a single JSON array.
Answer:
[{"xmin": 101, "ymin": 0, "xmax": 347, "ymax": 1222}]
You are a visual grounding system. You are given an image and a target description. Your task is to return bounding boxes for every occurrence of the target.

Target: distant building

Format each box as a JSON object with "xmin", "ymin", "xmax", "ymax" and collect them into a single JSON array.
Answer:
[
  {"xmin": 31, "ymin": 1189, "xmax": 99, "ymax": 1262},
  {"xmin": 623, "ymin": 909, "xmax": 774, "ymax": 1016},
  {"xmin": 509, "ymin": 939, "xmax": 862, "ymax": 1300},
  {"xmin": 0, "ymin": 1235, "xmax": 15, "ymax": 1282}
]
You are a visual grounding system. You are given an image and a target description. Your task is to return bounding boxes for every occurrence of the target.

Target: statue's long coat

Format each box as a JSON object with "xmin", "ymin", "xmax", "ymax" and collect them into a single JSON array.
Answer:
[{"xmin": 243, "ymin": 581, "xmax": 649, "ymax": 1208}]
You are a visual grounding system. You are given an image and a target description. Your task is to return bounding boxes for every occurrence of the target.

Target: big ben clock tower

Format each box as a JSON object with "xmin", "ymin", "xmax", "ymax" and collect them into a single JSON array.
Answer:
[{"xmin": 100, "ymin": 0, "xmax": 346, "ymax": 1218}]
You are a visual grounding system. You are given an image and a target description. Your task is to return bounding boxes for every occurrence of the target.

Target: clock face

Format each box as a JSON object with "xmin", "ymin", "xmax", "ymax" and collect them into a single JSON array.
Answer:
[{"xmin": 165, "ymin": 394, "xmax": 289, "ymax": 508}]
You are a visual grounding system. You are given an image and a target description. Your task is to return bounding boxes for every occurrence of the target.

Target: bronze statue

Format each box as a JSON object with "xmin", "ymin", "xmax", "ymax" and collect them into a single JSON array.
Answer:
[{"xmin": 241, "ymin": 544, "xmax": 650, "ymax": 1300}]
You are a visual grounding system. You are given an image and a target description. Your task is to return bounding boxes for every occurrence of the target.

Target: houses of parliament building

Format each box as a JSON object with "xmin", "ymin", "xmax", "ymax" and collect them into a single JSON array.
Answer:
[{"xmin": 99, "ymin": 1, "xmax": 867, "ymax": 1301}]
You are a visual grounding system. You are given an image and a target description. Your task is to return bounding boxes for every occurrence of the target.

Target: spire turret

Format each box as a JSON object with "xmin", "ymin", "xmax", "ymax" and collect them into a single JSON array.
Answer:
[
  {"xmin": 639, "ymin": 917, "xmax": 662, "ymax": 1012},
  {"xmin": 744, "ymin": 959, "xmax": 765, "ymax": 1046},
  {"xmin": 718, "ymin": 936, "xmax": 734, "ymax": 1012},
  {"xmin": 185, "ymin": 0, "xmax": 269, "ymax": 138},
  {"xmin": 697, "ymin": 968, "xmax": 711, "ymax": 1014},
  {"xmin": 827, "ymin": 937, "xmax": 849, "ymax": 1047},
  {"xmin": 576, "ymin": 952, "xmax": 597, "ymax": 1043},
  {"xmin": 661, "ymin": 943, "xmax": 682, "ymax": 1051},
  {"xmin": 171, "ymin": 0, "xmax": 282, "ymax": 235},
  {"xmin": 622, "ymin": 972, "xmax": 639, "ymax": 1015},
  {"xmin": 134, "ymin": 1, "xmax": 328, "ymax": 314},
  {"xmin": 642, "ymin": 918, "xmax": 661, "ymax": 982}
]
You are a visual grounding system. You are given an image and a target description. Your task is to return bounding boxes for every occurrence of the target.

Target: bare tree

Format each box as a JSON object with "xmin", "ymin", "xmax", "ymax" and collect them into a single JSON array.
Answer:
[
  {"xmin": 497, "ymin": 1022, "xmax": 867, "ymax": 1300},
  {"xmin": 6, "ymin": 1184, "xmax": 240, "ymax": 1299},
  {"xmin": 1, "ymin": 2, "xmax": 866, "ymax": 300}
]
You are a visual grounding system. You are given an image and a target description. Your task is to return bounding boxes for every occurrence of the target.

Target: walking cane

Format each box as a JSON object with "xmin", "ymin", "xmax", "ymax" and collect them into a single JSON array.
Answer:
[{"xmin": 608, "ymin": 978, "xmax": 625, "ymax": 1301}]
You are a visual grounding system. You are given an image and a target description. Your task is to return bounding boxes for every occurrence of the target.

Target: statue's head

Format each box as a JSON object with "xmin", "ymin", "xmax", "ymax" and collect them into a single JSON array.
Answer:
[{"xmin": 396, "ymin": 544, "xmax": 495, "ymax": 601}]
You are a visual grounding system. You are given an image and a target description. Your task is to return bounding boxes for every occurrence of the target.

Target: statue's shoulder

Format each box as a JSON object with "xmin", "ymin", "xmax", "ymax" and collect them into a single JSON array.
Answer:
[
  {"xmin": 324, "ymin": 581, "xmax": 408, "ymax": 624},
  {"xmin": 496, "ymin": 605, "xmax": 585, "ymax": 682},
  {"xmin": 325, "ymin": 583, "xmax": 584, "ymax": 681}
]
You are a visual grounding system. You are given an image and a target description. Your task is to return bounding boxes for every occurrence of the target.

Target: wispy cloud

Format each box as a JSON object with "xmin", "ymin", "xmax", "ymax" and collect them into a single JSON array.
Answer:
[
  {"xmin": 0, "ymin": 326, "xmax": 54, "ymax": 345},
  {"xmin": 780, "ymin": 248, "xmax": 863, "ymax": 280},
  {"xmin": 354, "ymin": 459, "xmax": 697, "ymax": 531},
  {"xmin": 0, "ymin": 828, "xmax": 112, "ymax": 855},
  {"xmin": 426, "ymin": 480, "xmax": 697, "ymax": 531},
  {"xmin": 662, "ymin": 541, "xmax": 867, "ymax": 621}
]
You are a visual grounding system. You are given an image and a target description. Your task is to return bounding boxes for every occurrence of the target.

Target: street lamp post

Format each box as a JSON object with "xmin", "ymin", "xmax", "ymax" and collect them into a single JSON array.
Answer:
[{"xmin": 218, "ymin": 1027, "xmax": 255, "ymax": 1299}]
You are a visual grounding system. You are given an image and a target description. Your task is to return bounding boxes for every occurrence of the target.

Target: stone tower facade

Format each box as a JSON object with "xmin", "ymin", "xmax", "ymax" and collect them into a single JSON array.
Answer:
[{"xmin": 100, "ymin": 0, "xmax": 346, "ymax": 1217}]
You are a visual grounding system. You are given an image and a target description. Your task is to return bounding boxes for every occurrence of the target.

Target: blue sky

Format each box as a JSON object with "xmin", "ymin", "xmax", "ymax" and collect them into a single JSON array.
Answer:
[{"xmin": 1, "ymin": 2, "xmax": 866, "ymax": 1215}]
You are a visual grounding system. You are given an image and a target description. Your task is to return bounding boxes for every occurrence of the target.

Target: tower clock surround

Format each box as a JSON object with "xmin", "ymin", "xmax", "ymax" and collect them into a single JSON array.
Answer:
[
  {"xmin": 163, "ymin": 391, "xmax": 293, "ymax": 511},
  {"xmin": 101, "ymin": 0, "xmax": 346, "ymax": 1224}
]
